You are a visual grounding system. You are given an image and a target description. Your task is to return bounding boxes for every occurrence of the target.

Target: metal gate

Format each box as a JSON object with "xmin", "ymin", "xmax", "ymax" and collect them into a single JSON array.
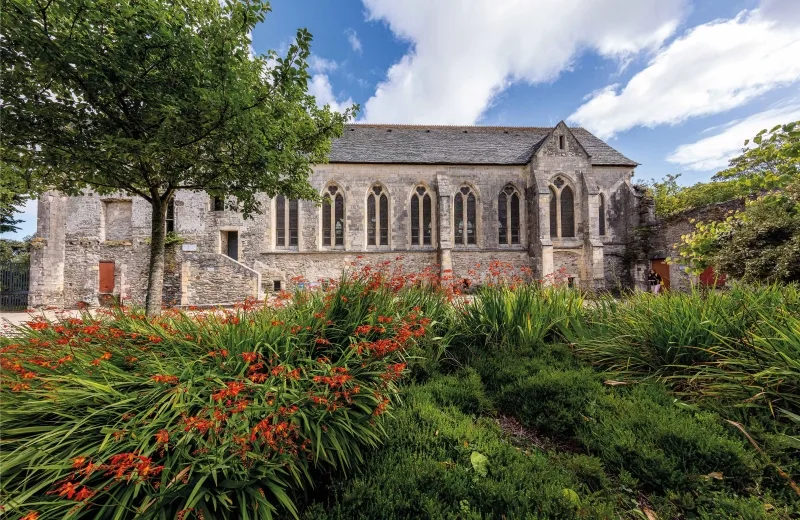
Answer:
[{"xmin": 1, "ymin": 260, "xmax": 30, "ymax": 311}]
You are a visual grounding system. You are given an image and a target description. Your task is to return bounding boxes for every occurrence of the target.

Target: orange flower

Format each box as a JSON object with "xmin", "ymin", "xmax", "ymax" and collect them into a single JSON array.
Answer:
[
  {"xmin": 72, "ymin": 456, "xmax": 87, "ymax": 469},
  {"xmin": 73, "ymin": 486, "xmax": 95, "ymax": 502},
  {"xmin": 100, "ymin": 352, "xmax": 112, "ymax": 360},
  {"xmin": 21, "ymin": 512, "xmax": 40, "ymax": 520},
  {"xmin": 53, "ymin": 481, "xmax": 78, "ymax": 499},
  {"xmin": 151, "ymin": 374, "xmax": 179, "ymax": 385},
  {"xmin": 154, "ymin": 430, "xmax": 169, "ymax": 444}
]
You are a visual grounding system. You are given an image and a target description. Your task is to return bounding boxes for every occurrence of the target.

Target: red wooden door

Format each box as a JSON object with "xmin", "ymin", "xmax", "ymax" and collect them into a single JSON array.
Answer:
[
  {"xmin": 699, "ymin": 266, "xmax": 726, "ymax": 287},
  {"xmin": 99, "ymin": 261, "xmax": 115, "ymax": 293},
  {"xmin": 651, "ymin": 259, "xmax": 670, "ymax": 290}
]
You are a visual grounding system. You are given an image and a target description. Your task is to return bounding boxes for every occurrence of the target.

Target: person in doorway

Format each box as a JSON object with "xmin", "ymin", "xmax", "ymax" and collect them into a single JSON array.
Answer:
[{"xmin": 648, "ymin": 269, "xmax": 662, "ymax": 295}]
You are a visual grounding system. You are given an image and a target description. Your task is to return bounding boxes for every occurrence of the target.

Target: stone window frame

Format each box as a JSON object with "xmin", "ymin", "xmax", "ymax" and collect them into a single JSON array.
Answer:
[
  {"xmin": 320, "ymin": 182, "xmax": 346, "ymax": 250},
  {"xmin": 598, "ymin": 192, "xmax": 607, "ymax": 237},
  {"xmin": 497, "ymin": 183, "xmax": 523, "ymax": 247},
  {"xmin": 548, "ymin": 174, "xmax": 577, "ymax": 239},
  {"xmin": 272, "ymin": 195, "xmax": 300, "ymax": 251},
  {"xmin": 452, "ymin": 183, "xmax": 481, "ymax": 248},
  {"xmin": 408, "ymin": 183, "xmax": 436, "ymax": 248},
  {"xmin": 365, "ymin": 182, "xmax": 391, "ymax": 249}
]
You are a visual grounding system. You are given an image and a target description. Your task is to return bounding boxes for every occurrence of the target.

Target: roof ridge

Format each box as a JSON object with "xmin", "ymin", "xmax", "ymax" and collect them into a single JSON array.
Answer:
[{"xmin": 345, "ymin": 123, "xmax": 556, "ymax": 131}]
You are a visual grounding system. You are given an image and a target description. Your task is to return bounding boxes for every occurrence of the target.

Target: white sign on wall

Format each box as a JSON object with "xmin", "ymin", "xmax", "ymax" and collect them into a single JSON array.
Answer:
[{"xmin": 182, "ymin": 244, "xmax": 198, "ymax": 252}]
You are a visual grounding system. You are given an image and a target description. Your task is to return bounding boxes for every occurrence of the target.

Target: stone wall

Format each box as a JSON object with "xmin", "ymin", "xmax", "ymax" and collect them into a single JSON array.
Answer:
[
  {"xmin": 181, "ymin": 253, "xmax": 260, "ymax": 305},
  {"xmin": 29, "ymin": 135, "xmax": 650, "ymax": 308},
  {"xmin": 649, "ymin": 199, "xmax": 745, "ymax": 291}
]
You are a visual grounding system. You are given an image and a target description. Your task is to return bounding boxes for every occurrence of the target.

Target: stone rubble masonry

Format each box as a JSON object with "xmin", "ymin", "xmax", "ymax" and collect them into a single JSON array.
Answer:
[
  {"xmin": 648, "ymin": 198, "xmax": 745, "ymax": 291},
  {"xmin": 28, "ymin": 127, "xmax": 652, "ymax": 308}
]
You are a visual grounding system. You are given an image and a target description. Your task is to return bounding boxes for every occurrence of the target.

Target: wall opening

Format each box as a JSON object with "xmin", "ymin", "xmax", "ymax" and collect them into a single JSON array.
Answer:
[
  {"xmin": 222, "ymin": 231, "xmax": 239, "ymax": 261},
  {"xmin": 273, "ymin": 280, "xmax": 282, "ymax": 291}
]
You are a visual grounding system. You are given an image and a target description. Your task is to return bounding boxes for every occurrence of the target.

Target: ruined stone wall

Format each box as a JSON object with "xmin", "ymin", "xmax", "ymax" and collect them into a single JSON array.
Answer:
[
  {"xmin": 181, "ymin": 253, "xmax": 260, "ymax": 305},
  {"xmin": 649, "ymin": 199, "xmax": 745, "ymax": 291}
]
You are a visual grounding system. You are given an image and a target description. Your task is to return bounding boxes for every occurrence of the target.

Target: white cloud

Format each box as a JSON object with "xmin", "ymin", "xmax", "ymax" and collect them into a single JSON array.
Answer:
[
  {"xmin": 666, "ymin": 103, "xmax": 800, "ymax": 171},
  {"xmin": 569, "ymin": 2, "xmax": 800, "ymax": 139},
  {"xmin": 308, "ymin": 74, "xmax": 354, "ymax": 114},
  {"xmin": 359, "ymin": 0, "xmax": 687, "ymax": 124},
  {"xmin": 344, "ymin": 28, "xmax": 362, "ymax": 54},
  {"xmin": 308, "ymin": 55, "xmax": 338, "ymax": 74}
]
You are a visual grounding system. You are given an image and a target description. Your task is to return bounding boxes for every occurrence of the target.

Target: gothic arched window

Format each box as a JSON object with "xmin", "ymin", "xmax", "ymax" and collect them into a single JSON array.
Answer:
[
  {"xmin": 498, "ymin": 184, "xmax": 521, "ymax": 245},
  {"xmin": 598, "ymin": 193, "xmax": 606, "ymax": 236},
  {"xmin": 454, "ymin": 186, "xmax": 477, "ymax": 245},
  {"xmin": 367, "ymin": 184, "xmax": 389, "ymax": 246},
  {"xmin": 549, "ymin": 177, "xmax": 576, "ymax": 238},
  {"xmin": 560, "ymin": 186, "xmax": 575, "ymax": 237},
  {"xmin": 276, "ymin": 195, "xmax": 299, "ymax": 248},
  {"xmin": 322, "ymin": 184, "xmax": 345, "ymax": 247},
  {"xmin": 410, "ymin": 185, "xmax": 433, "ymax": 246}
]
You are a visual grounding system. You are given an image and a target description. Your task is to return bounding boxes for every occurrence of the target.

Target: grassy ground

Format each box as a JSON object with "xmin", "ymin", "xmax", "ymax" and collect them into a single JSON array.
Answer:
[{"xmin": 1, "ymin": 269, "xmax": 798, "ymax": 519}]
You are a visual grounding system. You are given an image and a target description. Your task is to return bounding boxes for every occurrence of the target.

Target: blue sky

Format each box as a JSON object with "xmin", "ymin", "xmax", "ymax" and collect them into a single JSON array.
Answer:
[{"xmin": 5, "ymin": 0, "xmax": 800, "ymax": 239}]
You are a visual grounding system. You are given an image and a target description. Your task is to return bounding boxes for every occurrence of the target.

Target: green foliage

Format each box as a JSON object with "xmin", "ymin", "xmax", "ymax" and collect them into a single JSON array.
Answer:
[
  {"xmin": 1, "ymin": 0, "xmax": 354, "ymax": 313},
  {"xmin": 566, "ymin": 284, "xmax": 800, "ymax": 420},
  {"xmin": 0, "ymin": 275, "xmax": 445, "ymax": 519},
  {"xmin": 579, "ymin": 384, "xmax": 759, "ymax": 493},
  {"xmin": 647, "ymin": 121, "xmax": 799, "ymax": 219},
  {"xmin": 302, "ymin": 375, "xmax": 621, "ymax": 520},
  {"xmin": 0, "ymin": 236, "xmax": 31, "ymax": 263},
  {"xmin": 678, "ymin": 186, "xmax": 800, "ymax": 283},
  {"xmin": 497, "ymin": 367, "xmax": 603, "ymax": 437}
]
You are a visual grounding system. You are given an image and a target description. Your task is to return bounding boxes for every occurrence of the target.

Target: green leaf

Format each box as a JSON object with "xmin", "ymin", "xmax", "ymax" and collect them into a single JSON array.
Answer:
[{"xmin": 470, "ymin": 451, "xmax": 489, "ymax": 477}]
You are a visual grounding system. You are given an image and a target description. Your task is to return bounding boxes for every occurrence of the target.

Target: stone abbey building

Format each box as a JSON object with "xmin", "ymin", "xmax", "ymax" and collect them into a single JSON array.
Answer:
[{"xmin": 29, "ymin": 121, "xmax": 654, "ymax": 308}]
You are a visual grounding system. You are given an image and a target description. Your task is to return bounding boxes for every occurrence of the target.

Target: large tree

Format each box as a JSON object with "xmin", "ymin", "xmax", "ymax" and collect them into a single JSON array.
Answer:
[
  {"xmin": 2, "ymin": 0, "xmax": 353, "ymax": 314},
  {"xmin": 676, "ymin": 122, "xmax": 800, "ymax": 284}
]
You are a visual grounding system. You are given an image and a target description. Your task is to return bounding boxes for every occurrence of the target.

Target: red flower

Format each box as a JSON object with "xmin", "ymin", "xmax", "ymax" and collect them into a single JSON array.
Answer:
[
  {"xmin": 28, "ymin": 321, "xmax": 49, "ymax": 331},
  {"xmin": 21, "ymin": 512, "xmax": 40, "ymax": 520},
  {"xmin": 53, "ymin": 481, "xmax": 78, "ymax": 499},
  {"xmin": 154, "ymin": 430, "xmax": 169, "ymax": 444}
]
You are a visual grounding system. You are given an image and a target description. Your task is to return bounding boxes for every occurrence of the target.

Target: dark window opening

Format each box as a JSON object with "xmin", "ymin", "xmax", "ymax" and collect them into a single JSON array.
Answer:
[
  {"xmin": 273, "ymin": 280, "xmax": 282, "ymax": 291},
  {"xmin": 367, "ymin": 185, "xmax": 389, "ymax": 246},
  {"xmin": 498, "ymin": 185, "xmax": 520, "ymax": 245},
  {"xmin": 598, "ymin": 194, "xmax": 606, "ymax": 236},
  {"xmin": 225, "ymin": 231, "xmax": 239, "ymax": 261},
  {"xmin": 559, "ymin": 135, "xmax": 565, "ymax": 150},
  {"xmin": 322, "ymin": 185, "xmax": 345, "ymax": 247},
  {"xmin": 165, "ymin": 199, "xmax": 175, "ymax": 233},
  {"xmin": 411, "ymin": 186, "xmax": 433, "ymax": 246},
  {"xmin": 213, "ymin": 196, "xmax": 225, "ymax": 212},
  {"xmin": 454, "ymin": 186, "xmax": 477, "ymax": 246},
  {"xmin": 275, "ymin": 195, "xmax": 299, "ymax": 248},
  {"xmin": 560, "ymin": 186, "xmax": 575, "ymax": 237}
]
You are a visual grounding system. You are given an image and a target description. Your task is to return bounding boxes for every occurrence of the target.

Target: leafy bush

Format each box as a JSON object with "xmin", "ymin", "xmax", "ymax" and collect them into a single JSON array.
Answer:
[
  {"xmin": 0, "ymin": 276, "xmax": 442, "ymax": 520},
  {"xmin": 497, "ymin": 367, "xmax": 603, "ymax": 437},
  {"xmin": 302, "ymin": 376, "xmax": 621, "ymax": 519},
  {"xmin": 422, "ymin": 368, "xmax": 494, "ymax": 416},
  {"xmin": 579, "ymin": 384, "xmax": 759, "ymax": 493}
]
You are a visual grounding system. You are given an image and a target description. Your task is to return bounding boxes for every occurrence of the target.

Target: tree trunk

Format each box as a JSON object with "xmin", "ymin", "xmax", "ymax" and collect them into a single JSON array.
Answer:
[{"xmin": 145, "ymin": 193, "xmax": 168, "ymax": 316}]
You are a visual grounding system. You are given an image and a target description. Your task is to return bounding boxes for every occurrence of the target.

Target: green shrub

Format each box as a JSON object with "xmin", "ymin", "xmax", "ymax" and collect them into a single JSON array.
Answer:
[
  {"xmin": 497, "ymin": 368, "xmax": 603, "ymax": 437},
  {"xmin": 302, "ymin": 377, "xmax": 620, "ymax": 519},
  {"xmin": 423, "ymin": 368, "xmax": 493, "ymax": 416},
  {"xmin": 579, "ymin": 384, "xmax": 759, "ymax": 493}
]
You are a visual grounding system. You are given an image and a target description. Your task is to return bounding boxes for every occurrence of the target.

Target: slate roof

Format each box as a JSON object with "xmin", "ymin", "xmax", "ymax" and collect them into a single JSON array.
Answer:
[{"xmin": 328, "ymin": 124, "xmax": 638, "ymax": 167}]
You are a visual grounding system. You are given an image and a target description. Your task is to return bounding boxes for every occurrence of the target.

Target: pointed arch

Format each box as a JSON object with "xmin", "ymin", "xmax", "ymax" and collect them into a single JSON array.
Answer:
[
  {"xmin": 454, "ymin": 185, "xmax": 478, "ymax": 246},
  {"xmin": 275, "ymin": 195, "xmax": 299, "ymax": 248},
  {"xmin": 498, "ymin": 184, "xmax": 521, "ymax": 245},
  {"xmin": 410, "ymin": 184, "xmax": 434, "ymax": 246},
  {"xmin": 322, "ymin": 183, "xmax": 345, "ymax": 247},
  {"xmin": 367, "ymin": 183, "xmax": 390, "ymax": 246}
]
